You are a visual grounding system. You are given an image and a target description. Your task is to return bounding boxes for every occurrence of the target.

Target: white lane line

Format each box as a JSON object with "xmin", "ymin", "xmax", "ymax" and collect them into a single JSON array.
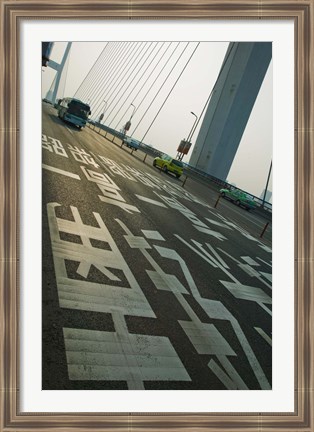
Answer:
[
  {"xmin": 259, "ymin": 244, "xmax": 272, "ymax": 253},
  {"xmin": 258, "ymin": 302, "xmax": 272, "ymax": 316},
  {"xmin": 42, "ymin": 164, "xmax": 80, "ymax": 179},
  {"xmin": 66, "ymin": 126, "xmax": 74, "ymax": 135},
  {"xmin": 208, "ymin": 359, "xmax": 237, "ymax": 389},
  {"xmin": 217, "ymin": 355, "xmax": 248, "ymax": 390},
  {"xmin": 205, "ymin": 243, "xmax": 229, "ymax": 268},
  {"xmin": 260, "ymin": 271, "xmax": 272, "ymax": 282},
  {"xmin": 256, "ymin": 257, "xmax": 272, "ymax": 267},
  {"xmin": 254, "ymin": 327, "xmax": 272, "ymax": 346},
  {"xmin": 217, "ymin": 248, "xmax": 241, "ymax": 264}
]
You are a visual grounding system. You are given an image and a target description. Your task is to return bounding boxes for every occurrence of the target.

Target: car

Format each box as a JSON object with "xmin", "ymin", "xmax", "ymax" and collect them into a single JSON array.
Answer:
[
  {"xmin": 219, "ymin": 188, "xmax": 256, "ymax": 211},
  {"xmin": 123, "ymin": 137, "xmax": 140, "ymax": 151},
  {"xmin": 153, "ymin": 154, "xmax": 183, "ymax": 179}
]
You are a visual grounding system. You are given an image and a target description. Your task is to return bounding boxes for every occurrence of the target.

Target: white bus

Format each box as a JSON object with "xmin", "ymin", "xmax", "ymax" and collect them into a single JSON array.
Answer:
[{"xmin": 56, "ymin": 97, "xmax": 91, "ymax": 130}]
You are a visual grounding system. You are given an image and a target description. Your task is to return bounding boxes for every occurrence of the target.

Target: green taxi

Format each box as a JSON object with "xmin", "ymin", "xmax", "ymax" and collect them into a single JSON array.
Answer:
[{"xmin": 220, "ymin": 188, "xmax": 256, "ymax": 211}]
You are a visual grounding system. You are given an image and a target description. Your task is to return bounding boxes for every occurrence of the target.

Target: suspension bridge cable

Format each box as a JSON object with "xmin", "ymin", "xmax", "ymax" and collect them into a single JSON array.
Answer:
[
  {"xmin": 93, "ymin": 42, "xmax": 145, "ymax": 118},
  {"xmin": 112, "ymin": 42, "xmax": 168, "ymax": 130},
  {"xmin": 102, "ymin": 42, "xmax": 157, "ymax": 124},
  {"xmin": 86, "ymin": 42, "xmax": 132, "ymax": 108},
  {"xmin": 124, "ymin": 42, "xmax": 180, "ymax": 133},
  {"xmin": 121, "ymin": 42, "xmax": 180, "ymax": 133},
  {"xmin": 138, "ymin": 42, "xmax": 200, "ymax": 144},
  {"xmin": 77, "ymin": 42, "xmax": 117, "ymax": 102},
  {"xmin": 77, "ymin": 43, "xmax": 116, "ymax": 102},
  {"xmin": 84, "ymin": 42, "xmax": 130, "ymax": 112},
  {"xmin": 73, "ymin": 42, "xmax": 109, "ymax": 98},
  {"xmin": 91, "ymin": 42, "xmax": 140, "ymax": 117},
  {"xmin": 95, "ymin": 42, "xmax": 149, "ymax": 118},
  {"xmin": 80, "ymin": 42, "xmax": 124, "ymax": 104},
  {"xmin": 79, "ymin": 42, "xmax": 122, "ymax": 103},
  {"xmin": 131, "ymin": 42, "xmax": 188, "ymax": 137},
  {"xmin": 103, "ymin": 42, "xmax": 156, "ymax": 124}
]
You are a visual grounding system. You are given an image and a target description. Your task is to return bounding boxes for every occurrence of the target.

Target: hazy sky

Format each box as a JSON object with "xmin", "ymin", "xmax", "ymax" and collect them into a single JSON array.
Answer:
[{"xmin": 42, "ymin": 42, "xmax": 272, "ymax": 198}]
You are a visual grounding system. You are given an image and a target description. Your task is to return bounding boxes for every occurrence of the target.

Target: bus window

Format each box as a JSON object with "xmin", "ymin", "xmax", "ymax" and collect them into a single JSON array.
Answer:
[{"xmin": 56, "ymin": 98, "xmax": 91, "ymax": 130}]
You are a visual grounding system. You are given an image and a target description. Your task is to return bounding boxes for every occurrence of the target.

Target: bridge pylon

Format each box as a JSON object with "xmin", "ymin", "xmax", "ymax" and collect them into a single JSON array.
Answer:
[
  {"xmin": 45, "ymin": 42, "xmax": 72, "ymax": 104},
  {"xmin": 189, "ymin": 42, "xmax": 272, "ymax": 181}
]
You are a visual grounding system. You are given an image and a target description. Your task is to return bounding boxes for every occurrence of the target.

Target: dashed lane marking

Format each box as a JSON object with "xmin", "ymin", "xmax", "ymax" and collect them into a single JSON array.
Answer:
[
  {"xmin": 42, "ymin": 164, "xmax": 81, "ymax": 179},
  {"xmin": 254, "ymin": 327, "xmax": 272, "ymax": 346}
]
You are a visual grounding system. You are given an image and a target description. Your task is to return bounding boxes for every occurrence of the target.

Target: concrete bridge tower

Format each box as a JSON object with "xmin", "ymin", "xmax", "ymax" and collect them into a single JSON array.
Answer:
[
  {"xmin": 45, "ymin": 42, "xmax": 72, "ymax": 104},
  {"xmin": 189, "ymin": 42, "xmax": 272, "ymax": 181}
]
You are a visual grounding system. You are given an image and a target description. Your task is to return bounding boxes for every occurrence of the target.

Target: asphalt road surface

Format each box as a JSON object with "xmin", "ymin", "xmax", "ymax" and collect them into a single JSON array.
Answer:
[{"xmin": 42, "ymin": 101, "xmax": 272, "ymax": 390}]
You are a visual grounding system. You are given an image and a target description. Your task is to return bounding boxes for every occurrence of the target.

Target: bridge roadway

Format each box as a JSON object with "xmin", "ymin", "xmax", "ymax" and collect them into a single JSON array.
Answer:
[{"xmin": 42, "ymin": 101, "xmax": 272, "ymax": 390}]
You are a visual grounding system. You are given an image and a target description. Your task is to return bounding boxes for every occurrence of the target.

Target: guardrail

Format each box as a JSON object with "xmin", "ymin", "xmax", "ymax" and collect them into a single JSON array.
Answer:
[
  {"xmin": 182, "ymin": 164, "xmax": 272, "ymax": 213},
  {"xmin": 87, "ymin": 121, "xmax": 163, "ymax": 158},
  {"xmin": 87, "ymin": 121, "xmax": 272, "ymax": 214}
]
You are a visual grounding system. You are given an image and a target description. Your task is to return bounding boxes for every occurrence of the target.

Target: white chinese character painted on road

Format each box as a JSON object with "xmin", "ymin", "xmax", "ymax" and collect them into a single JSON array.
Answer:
[
  {"xmin": 68, "ymin": 145, "xmax": 99, "ymax": 168},
  {"xmin": 47, "ymin": 203, "xmax": 153, "ymax": 318},
  {"xmin": 80, "ymin": 166, "xmax": 140, "ymax": 214},
  {"xmin": 63, "ymin": 313, "xmax": 191, "ymax": 389},
  {"xmin": 97, "ymin": 156, "xmax": 136, "ymax": 181},
  {"xmin": 42, "ymin": 134, "xmax": 68, "ymax": 157},
  {"xmin": 115, "ymin": 218, "xmax": 270, "ymax": 390},
  {"xmin": 121, "ymin": 165, "xmax": 161, "ymax": 189},
  {"xmin": 154, "ymin": 192, "xmax": 226, "ymax": 240}
]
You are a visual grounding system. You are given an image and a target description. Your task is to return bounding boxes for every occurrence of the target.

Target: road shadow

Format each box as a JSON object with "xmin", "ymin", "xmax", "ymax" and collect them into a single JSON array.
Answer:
[{"xmin": 46, "ymin": 113, "xmax": 82, "ymax": 132}]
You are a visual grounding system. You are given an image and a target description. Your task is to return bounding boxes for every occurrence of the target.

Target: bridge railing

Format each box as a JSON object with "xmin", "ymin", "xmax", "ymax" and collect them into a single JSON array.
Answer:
[
  {"xmin": 87, "ymin": 121, "xmax": 163, "ymax": 158},
  {"xmin": 182, "ymin": 163, "xmax": 272, "ymax": 214},
  {"xmin": 87, "ymin": 121, "xmax": 272, "ymax": 214}
]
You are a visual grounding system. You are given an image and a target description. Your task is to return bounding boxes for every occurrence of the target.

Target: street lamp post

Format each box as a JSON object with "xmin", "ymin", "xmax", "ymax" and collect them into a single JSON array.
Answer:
[
  {"xmin": 262, "ymin": 160, "xmax": 272, "ymax": 209},
  {"xmin": 122, "ymin": 103, "xmax": 136, "ymax": 145},
  {"xmin": 102, "ymin": 100, "xmax": 107, "ymax": 117},
  {"xmin": 177, "ymin": 111, "xmax": 198, "ymax": 161},
  {"xmin": 98, "ymin": 100, "xmax": 107, "ymax": 132},
  {"xmin": 129, "ymin": 103, "xmax": 136, "ymax": 121},
  {"xmin": 186, "ymin": 111, "xmax": 198, "ymax": 143}
]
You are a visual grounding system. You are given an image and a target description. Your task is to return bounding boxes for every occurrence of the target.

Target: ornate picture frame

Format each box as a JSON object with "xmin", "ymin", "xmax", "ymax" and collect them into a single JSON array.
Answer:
[{"xmin": 1, "ymin": 1, "xmax": 313, "ymax": 430}]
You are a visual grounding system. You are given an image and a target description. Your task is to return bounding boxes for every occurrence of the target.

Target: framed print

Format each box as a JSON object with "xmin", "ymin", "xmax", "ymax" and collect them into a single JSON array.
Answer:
[{"xmin": 0, "ymin": 0, "xmax": 313, "ymax": 431}]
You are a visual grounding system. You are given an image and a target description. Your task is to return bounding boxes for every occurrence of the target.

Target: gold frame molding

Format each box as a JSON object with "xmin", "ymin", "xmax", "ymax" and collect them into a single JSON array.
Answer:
[{"xmin": 0, "ymin": 1, "xmax": 313, "ymax": 431}]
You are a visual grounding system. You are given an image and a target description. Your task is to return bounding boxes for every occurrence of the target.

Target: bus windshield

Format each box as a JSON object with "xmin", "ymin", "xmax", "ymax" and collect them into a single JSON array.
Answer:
[{"xmin": 68, "ymin": 100, "xmax": 90, "ymax": 119}]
